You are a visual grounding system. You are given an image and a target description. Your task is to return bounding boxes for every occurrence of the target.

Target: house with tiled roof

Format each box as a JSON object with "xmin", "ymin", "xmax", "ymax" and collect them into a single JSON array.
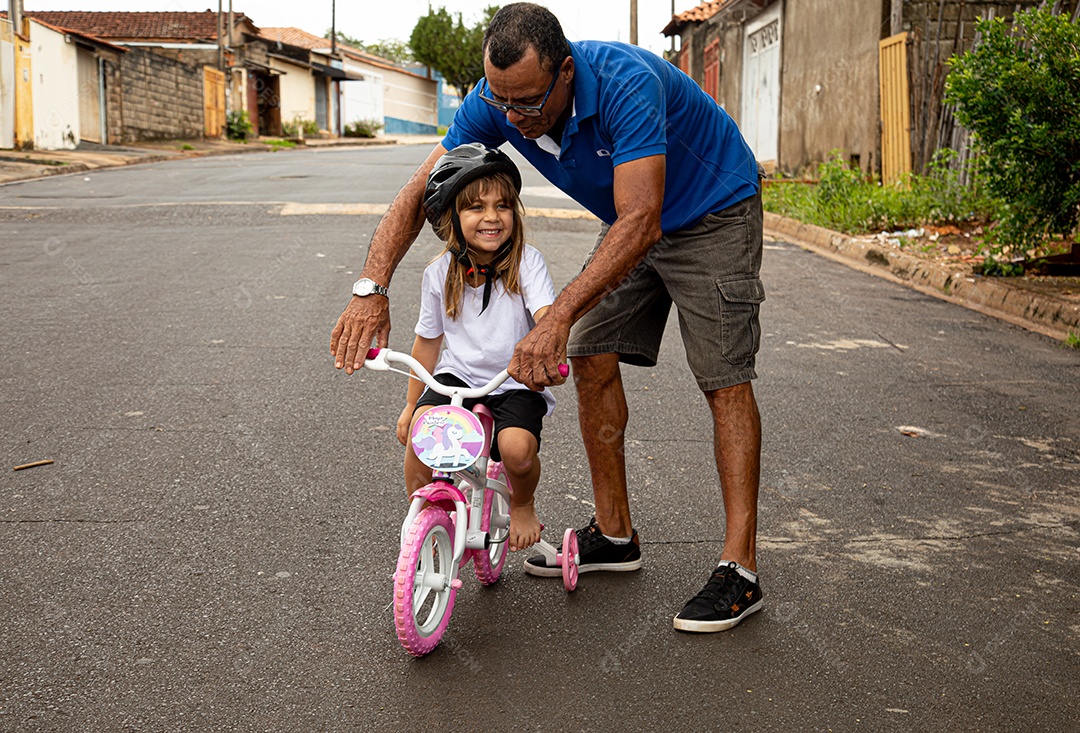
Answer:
[
  {"xmin": 662, "ymin": 0, "xmax": 1054, "ymax": 180},
  {"xmin": 1, "ymin": 12, "xmax": 131, "ymax": 149},
  {"xmin": 257, "ymin": 27, "xmax": 437, "ymax": 135},
  {"xmin": 1, "ymin": 10, "xmax": 264, "ymax": 147},
  {"xmin": 11, "ymin": 10, "xmax": 254, "ymax": 42}
]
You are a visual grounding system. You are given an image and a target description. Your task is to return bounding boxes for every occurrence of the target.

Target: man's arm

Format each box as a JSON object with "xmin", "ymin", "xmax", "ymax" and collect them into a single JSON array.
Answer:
[
  {"xmin": 509, "ymin": 154, "xmax": 666, "ymax": 389},
  {"xmin": 330, "ymin": 143, "xmax": 449, "ymax": 374}
]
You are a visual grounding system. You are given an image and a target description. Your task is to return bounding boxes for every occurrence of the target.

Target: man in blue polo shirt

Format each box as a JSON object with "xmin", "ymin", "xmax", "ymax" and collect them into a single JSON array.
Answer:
[{"xmin": 331, "ymin": 2, "xmax": 765, "ymax": 632}]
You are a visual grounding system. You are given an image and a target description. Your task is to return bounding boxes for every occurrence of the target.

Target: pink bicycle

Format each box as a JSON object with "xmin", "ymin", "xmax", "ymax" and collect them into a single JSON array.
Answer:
[{"xmin": 363, "ymin": 347, "xmax": 579, "ymax": 657}]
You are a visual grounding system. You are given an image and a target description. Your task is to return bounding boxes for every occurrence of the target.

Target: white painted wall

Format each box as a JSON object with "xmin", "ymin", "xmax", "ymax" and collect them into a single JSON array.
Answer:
[
  {"xmin": 340, "ymin": 54, "xmax": 437, "ymax": 131},
  {"xmin": 0, "ymin": 19, "xmax": 15, "ymax": 149},
  {"xmin": 341, "ymin": 59, "xmax": 383, "ymax": 128},
  {"xmin": 31, "ymin": 19, "xmax": 80, "ymax": 150},
  {"xmin": 270, "ymin": 56, "xmax": 315, "ymax": 124},
  {"xmin": 383, "ymin": 70, "xmax": 437, "ymax": 128}
]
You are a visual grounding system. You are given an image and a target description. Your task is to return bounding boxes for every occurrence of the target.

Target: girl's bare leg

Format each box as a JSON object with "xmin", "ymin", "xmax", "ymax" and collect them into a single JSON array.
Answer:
[
  {"xmin": 498, "ymin": 427, "xmax": 542, "ymax": 551},
  {"xmin": 403, "ymin": 406, "xmax": 435, "ymax": 495}
]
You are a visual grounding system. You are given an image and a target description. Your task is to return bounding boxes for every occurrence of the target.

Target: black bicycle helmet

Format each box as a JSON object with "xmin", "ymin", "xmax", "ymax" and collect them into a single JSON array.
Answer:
[{"xmin": 423, "ymin": 143, "xmax": 522, "ymax": 251}]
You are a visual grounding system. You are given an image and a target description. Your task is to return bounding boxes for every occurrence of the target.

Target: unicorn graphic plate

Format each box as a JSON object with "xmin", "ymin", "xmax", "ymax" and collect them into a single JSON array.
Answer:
[{"xmin": 410, "ymin": 405, "xmax": 486, "ymax": 472}]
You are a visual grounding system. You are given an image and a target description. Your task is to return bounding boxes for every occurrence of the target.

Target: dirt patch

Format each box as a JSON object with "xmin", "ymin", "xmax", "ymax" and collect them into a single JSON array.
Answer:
[{"xmin": 851, "ymin": 222, "xmax": 1080, "ymax": 307}]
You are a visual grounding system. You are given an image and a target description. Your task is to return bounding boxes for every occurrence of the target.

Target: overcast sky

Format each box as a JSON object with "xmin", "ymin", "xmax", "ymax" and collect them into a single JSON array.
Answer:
[{"xmin": 24, "ymin": 1, "xmax": 683, "ymax": 56}]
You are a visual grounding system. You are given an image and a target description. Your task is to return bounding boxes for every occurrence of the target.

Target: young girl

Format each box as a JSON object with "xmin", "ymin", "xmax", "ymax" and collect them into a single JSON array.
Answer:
[{"xmin": 396, "ymin": 143, "xmax": 556, "ymax": 553}]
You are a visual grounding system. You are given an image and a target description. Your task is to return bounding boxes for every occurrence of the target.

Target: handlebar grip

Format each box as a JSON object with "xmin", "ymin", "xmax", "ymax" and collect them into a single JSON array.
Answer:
[
  {"xmin": 366, "ymin": 348, "xmax": 381, "ymax": 360},
  {"xmin": 558, "ymin": 363, "xmax": 569, "ymax": 378}
]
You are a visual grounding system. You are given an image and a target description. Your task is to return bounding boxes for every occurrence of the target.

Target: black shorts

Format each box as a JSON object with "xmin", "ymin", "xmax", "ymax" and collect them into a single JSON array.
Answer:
[{"xmin": 414, "ymin": 373, "xmax": 548, "ymax": 463}]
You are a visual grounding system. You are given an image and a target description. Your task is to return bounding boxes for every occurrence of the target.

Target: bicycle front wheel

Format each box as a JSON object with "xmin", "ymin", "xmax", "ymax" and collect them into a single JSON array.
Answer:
[{"xmin": 394, "ymin": 506, "xmax": 457, "ymax": 657}]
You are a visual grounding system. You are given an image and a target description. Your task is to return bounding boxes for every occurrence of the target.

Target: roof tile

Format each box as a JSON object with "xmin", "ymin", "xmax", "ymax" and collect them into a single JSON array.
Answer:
[
  {"xmin": 15, "ymin": 11, "xmax": 250, "ymax": 41},
  {"xmin": 663, "ymin": 0, "xmax": 739, "ymax": 35}
]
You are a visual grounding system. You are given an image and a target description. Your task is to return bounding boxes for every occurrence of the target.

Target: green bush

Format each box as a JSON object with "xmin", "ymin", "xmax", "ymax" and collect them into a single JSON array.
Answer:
[
  {"xmin": 282, "ymin": 117, "xmax": 319, "ymax": 138},
  {"xmin": 945, "ymin": 8, "xmax": 1080, "ymax": 249},
  {"xmin": 226, "ymin": 110, "xmax": 252, "ymax": 140},
  {"xmin": 762, "ymin": 150, "xmax": 998, "ymax": 234},
  {"xmin": 343, "ymin": 118, "xmax": 384, "ymax": 138}
]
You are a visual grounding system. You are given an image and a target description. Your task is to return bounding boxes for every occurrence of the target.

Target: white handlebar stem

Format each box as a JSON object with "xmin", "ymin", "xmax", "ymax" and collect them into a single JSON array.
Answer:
[{"xmin": 363, "ymin": 347, "xmax": 511, "ymax": 399}]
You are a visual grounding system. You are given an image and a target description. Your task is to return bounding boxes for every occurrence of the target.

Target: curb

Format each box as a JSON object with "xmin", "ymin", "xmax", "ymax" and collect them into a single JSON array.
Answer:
[
  {"xmin": 763, "ymin": 212, "xmax": 1080, "ymax": 341},
  {"xmin": 0, "ymin": 147, "xmax": 262, "ymax": 186},
  {"xmin": 0, "ymin": 136, "xmax": 410, "ymax": 186}
]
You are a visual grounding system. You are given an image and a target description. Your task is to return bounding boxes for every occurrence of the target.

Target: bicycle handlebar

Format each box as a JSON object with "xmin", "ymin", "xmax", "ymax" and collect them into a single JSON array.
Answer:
[{"xmin": 364, "ymin": 348, "xmax": 568, "ymax": 398}]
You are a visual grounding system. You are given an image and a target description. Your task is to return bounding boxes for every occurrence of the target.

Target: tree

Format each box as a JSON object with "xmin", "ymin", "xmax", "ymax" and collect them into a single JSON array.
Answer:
[
  {"xmin": 945, "ymin": 8, "xmax": 1080, "ymax": 248},
  {"xmin": 324, "ymin": 29, "xmax": 414, "ymax": 65},
  {"xmin": 410, "ymin": 6, "xmax": 499, "ymax": 101}
]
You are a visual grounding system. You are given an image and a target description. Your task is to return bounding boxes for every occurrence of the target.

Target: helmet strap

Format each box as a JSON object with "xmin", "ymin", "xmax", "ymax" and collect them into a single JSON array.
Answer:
[
  {"xmin": 450, "ymin": 209, "xmax": 471, "ymax": 266},
  {"xmin": 462, "ymin": 240, "xmax": 513, "ymax": 316}
]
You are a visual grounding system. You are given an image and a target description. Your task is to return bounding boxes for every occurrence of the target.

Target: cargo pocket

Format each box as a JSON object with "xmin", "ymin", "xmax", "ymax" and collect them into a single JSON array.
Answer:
[{"xmin": 716, "ymin": 276, "xmax": 766, "ymax": 365}]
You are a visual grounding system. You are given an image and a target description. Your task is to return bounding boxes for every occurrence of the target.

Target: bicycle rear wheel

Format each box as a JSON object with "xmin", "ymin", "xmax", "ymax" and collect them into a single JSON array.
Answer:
[
  {"xmin": 394, "ymin": 506, "xmax": 457, "ymax": 656},
  {"xmin": 474, "ymin": 463, "xmax": 510, "ymax": 585}
]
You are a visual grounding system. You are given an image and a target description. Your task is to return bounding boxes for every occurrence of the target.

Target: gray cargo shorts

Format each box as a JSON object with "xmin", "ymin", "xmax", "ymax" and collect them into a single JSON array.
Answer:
[{"xmin": 566, "ymin": 189, "xmax": 765, "ymax": 392}]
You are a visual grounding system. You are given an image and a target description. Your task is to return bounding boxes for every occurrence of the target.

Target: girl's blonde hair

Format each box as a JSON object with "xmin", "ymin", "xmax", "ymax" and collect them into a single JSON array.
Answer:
[{"xmin": 434, "ymin": 171, "xmax": 526, "ymax": 319}]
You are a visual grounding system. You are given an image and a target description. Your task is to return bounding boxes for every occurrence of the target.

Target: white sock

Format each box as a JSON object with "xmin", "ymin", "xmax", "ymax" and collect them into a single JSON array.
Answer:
[
  {"xmin": 603, "ymin": 533, "xmax": 632, "ymax": 545},
  {"xmin": 719, "ymin": 560, "xmax": 758, "ymax": 583}
]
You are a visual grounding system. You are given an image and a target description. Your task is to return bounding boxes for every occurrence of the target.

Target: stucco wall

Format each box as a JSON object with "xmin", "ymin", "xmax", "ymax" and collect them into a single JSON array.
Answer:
[
  {"xmin": 678, "ymin": 22, "xmax": 743, "ymax": 120},
  {"xmin": 119, "ymin": 46, "xmax": 203, "ymax": 141},
  {"xmin": 778, "ymin": 0, "xmax": 885, "ymax": 174},
  {"xmin": 341, "ymin": 57, "xmax": 384, "ymax": 127},
  {"xmin": 104, "ymin": 57, "xmax": 123, "ymax": 143},
  {"xmin": 30, "ymin": 20, "xmax": 79, "ymax": 150},
  {"xmin": 382, "ymin": 70, "xmax": 437, "ymax": 134},
  {"xmin": 715, "ymin": 25, "xmax": 743, "ymax": 119},
  {"xmin": 0, "ymin": 19, "xmax": 15, "ymax": 149},
  {"xmin": 270, "ymin": 56, "xmax": 315, "ymax": 124}
]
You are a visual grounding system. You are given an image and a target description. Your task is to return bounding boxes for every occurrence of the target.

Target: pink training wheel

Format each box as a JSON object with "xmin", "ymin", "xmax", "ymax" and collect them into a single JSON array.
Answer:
[{"xmin": 562, "ymin": 526, "xmax": 579, "ymax": 591}]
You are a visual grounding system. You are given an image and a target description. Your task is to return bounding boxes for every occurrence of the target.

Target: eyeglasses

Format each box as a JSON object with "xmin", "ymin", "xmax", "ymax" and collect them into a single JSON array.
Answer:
[{"xmin": 478, "ymin": 71, "xmax": 560, "ymax": 118}]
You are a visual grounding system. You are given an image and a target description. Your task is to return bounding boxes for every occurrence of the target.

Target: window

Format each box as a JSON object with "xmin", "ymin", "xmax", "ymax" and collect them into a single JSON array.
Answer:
[{"xmin": 703, "ymin": 39, "xmax": 720, "ymax": 102}]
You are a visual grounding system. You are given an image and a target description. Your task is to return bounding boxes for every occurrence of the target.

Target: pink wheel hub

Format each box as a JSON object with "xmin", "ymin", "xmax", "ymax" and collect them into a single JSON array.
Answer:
[{"xmin": 561, "ymin": 527, "xmax": 579, "ymax": 591}]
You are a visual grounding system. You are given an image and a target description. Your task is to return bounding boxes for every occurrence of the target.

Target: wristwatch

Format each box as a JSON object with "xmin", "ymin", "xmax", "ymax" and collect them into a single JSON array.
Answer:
[{"xmin": 352, "ymin": 278, "xmax": 388, "ymax": 298}]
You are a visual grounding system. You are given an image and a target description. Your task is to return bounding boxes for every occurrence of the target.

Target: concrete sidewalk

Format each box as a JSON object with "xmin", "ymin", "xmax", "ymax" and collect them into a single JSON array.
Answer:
[
  {"xmin": 765, "ymin": 213, "xmax": 1080, "ymax": 342},
  {"xmin": 0, "ymin": 134, "xmax": 441, "ymax": 185}
]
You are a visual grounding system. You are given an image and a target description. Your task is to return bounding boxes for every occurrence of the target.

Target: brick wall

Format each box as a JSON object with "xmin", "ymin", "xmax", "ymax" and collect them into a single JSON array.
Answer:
[
  {"xmin": 104, "ymin": 58, "xmax": 123, "ymax": 144},
  {"xmin": 119, "ymin": 46, "xmax": 204, "ymax": 142}
]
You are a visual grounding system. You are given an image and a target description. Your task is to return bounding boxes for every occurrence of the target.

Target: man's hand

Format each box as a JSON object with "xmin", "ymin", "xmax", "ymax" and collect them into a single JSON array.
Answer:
[
  {"xmin": 509, "ymin": 312, "xmax": 571, "ymax": 390},
  {"xmin": 330, "ymin": 295, "xmax": 391, "ymax": 374}
]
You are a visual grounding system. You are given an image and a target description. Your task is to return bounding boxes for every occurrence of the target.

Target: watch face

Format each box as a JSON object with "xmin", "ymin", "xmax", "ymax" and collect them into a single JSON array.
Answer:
[{"xmin": 353, "ymin": 279, "xmax": 386, "ymax": 297}]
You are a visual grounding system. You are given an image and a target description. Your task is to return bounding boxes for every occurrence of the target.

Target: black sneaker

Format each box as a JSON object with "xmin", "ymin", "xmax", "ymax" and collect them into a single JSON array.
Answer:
[
  {"xmin": 673, "ymin": 562, "xmax": 763, "ymax": 632},
  {"xmin": 523, "ymin": 517, "xmax": 642, "ymax": 577}
]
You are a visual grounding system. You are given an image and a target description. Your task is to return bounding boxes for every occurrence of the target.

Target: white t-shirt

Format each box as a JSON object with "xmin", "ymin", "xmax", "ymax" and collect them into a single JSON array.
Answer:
[{"xmin": 415, "ymin": 244, "xmax": 557, "ymax": 415}]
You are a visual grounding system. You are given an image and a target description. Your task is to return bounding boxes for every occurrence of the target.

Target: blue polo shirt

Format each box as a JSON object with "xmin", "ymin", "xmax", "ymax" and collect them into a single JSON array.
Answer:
[{"xmin": 443, "ymin": 40, "xmax": 759, "ymax": 234}]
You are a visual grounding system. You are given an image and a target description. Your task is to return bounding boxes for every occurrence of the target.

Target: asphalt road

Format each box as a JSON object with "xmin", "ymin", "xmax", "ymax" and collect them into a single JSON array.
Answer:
[{"xmin": 1, "ymin": 145, "xmax": 1078, "ymax": 732}]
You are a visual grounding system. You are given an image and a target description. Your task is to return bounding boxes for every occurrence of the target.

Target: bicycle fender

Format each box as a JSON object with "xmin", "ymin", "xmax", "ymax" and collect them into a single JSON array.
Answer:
[{"xmin": 414, "ymin": 484, "xmax": 467, "ymax": 512}]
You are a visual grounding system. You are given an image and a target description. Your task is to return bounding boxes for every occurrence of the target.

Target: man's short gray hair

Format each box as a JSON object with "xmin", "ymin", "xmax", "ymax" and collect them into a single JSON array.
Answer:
[{"xmin": 483, "ymin": 3, "xmax": 571, "ymax": 74}]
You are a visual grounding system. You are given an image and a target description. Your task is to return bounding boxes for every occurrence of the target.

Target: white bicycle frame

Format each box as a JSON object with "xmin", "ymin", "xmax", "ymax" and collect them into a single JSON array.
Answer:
[{"xmin": 364, "ymin": 348, "xmax": 513, "ymax": 575}]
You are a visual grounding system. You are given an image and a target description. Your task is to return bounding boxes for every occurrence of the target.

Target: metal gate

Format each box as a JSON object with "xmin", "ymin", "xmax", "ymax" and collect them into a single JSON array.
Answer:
[
  {"xmin": 739, "ymin": 1, "xmax": 782, "ymax": 166},
  {"xmin": 315, "ymin": 79, "xmax": 328, "ymax": 132},
  {"xmin": 879, "ymin": 32, "xmax": 911, "ymax": 184}
]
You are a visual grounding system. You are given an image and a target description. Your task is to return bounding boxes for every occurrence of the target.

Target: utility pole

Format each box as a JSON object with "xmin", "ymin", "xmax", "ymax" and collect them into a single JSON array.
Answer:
[
  {"xmin": 8, "ymin": 0, "xmax": 20, "ymax": 33},
  {"xmin": 671, "ymin": 0, "xmax": 676, "ymax": 53},
  {"xmin": 331, "ymin": 0, "xmax": 336, "ymax": 54},
  {"xmin": 630, "ymin": 0, "xmax": 638, "ymax": 45},
  {"xmin": 216, "ymin": 0, "xmax": 224, "ymax": 71}
]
